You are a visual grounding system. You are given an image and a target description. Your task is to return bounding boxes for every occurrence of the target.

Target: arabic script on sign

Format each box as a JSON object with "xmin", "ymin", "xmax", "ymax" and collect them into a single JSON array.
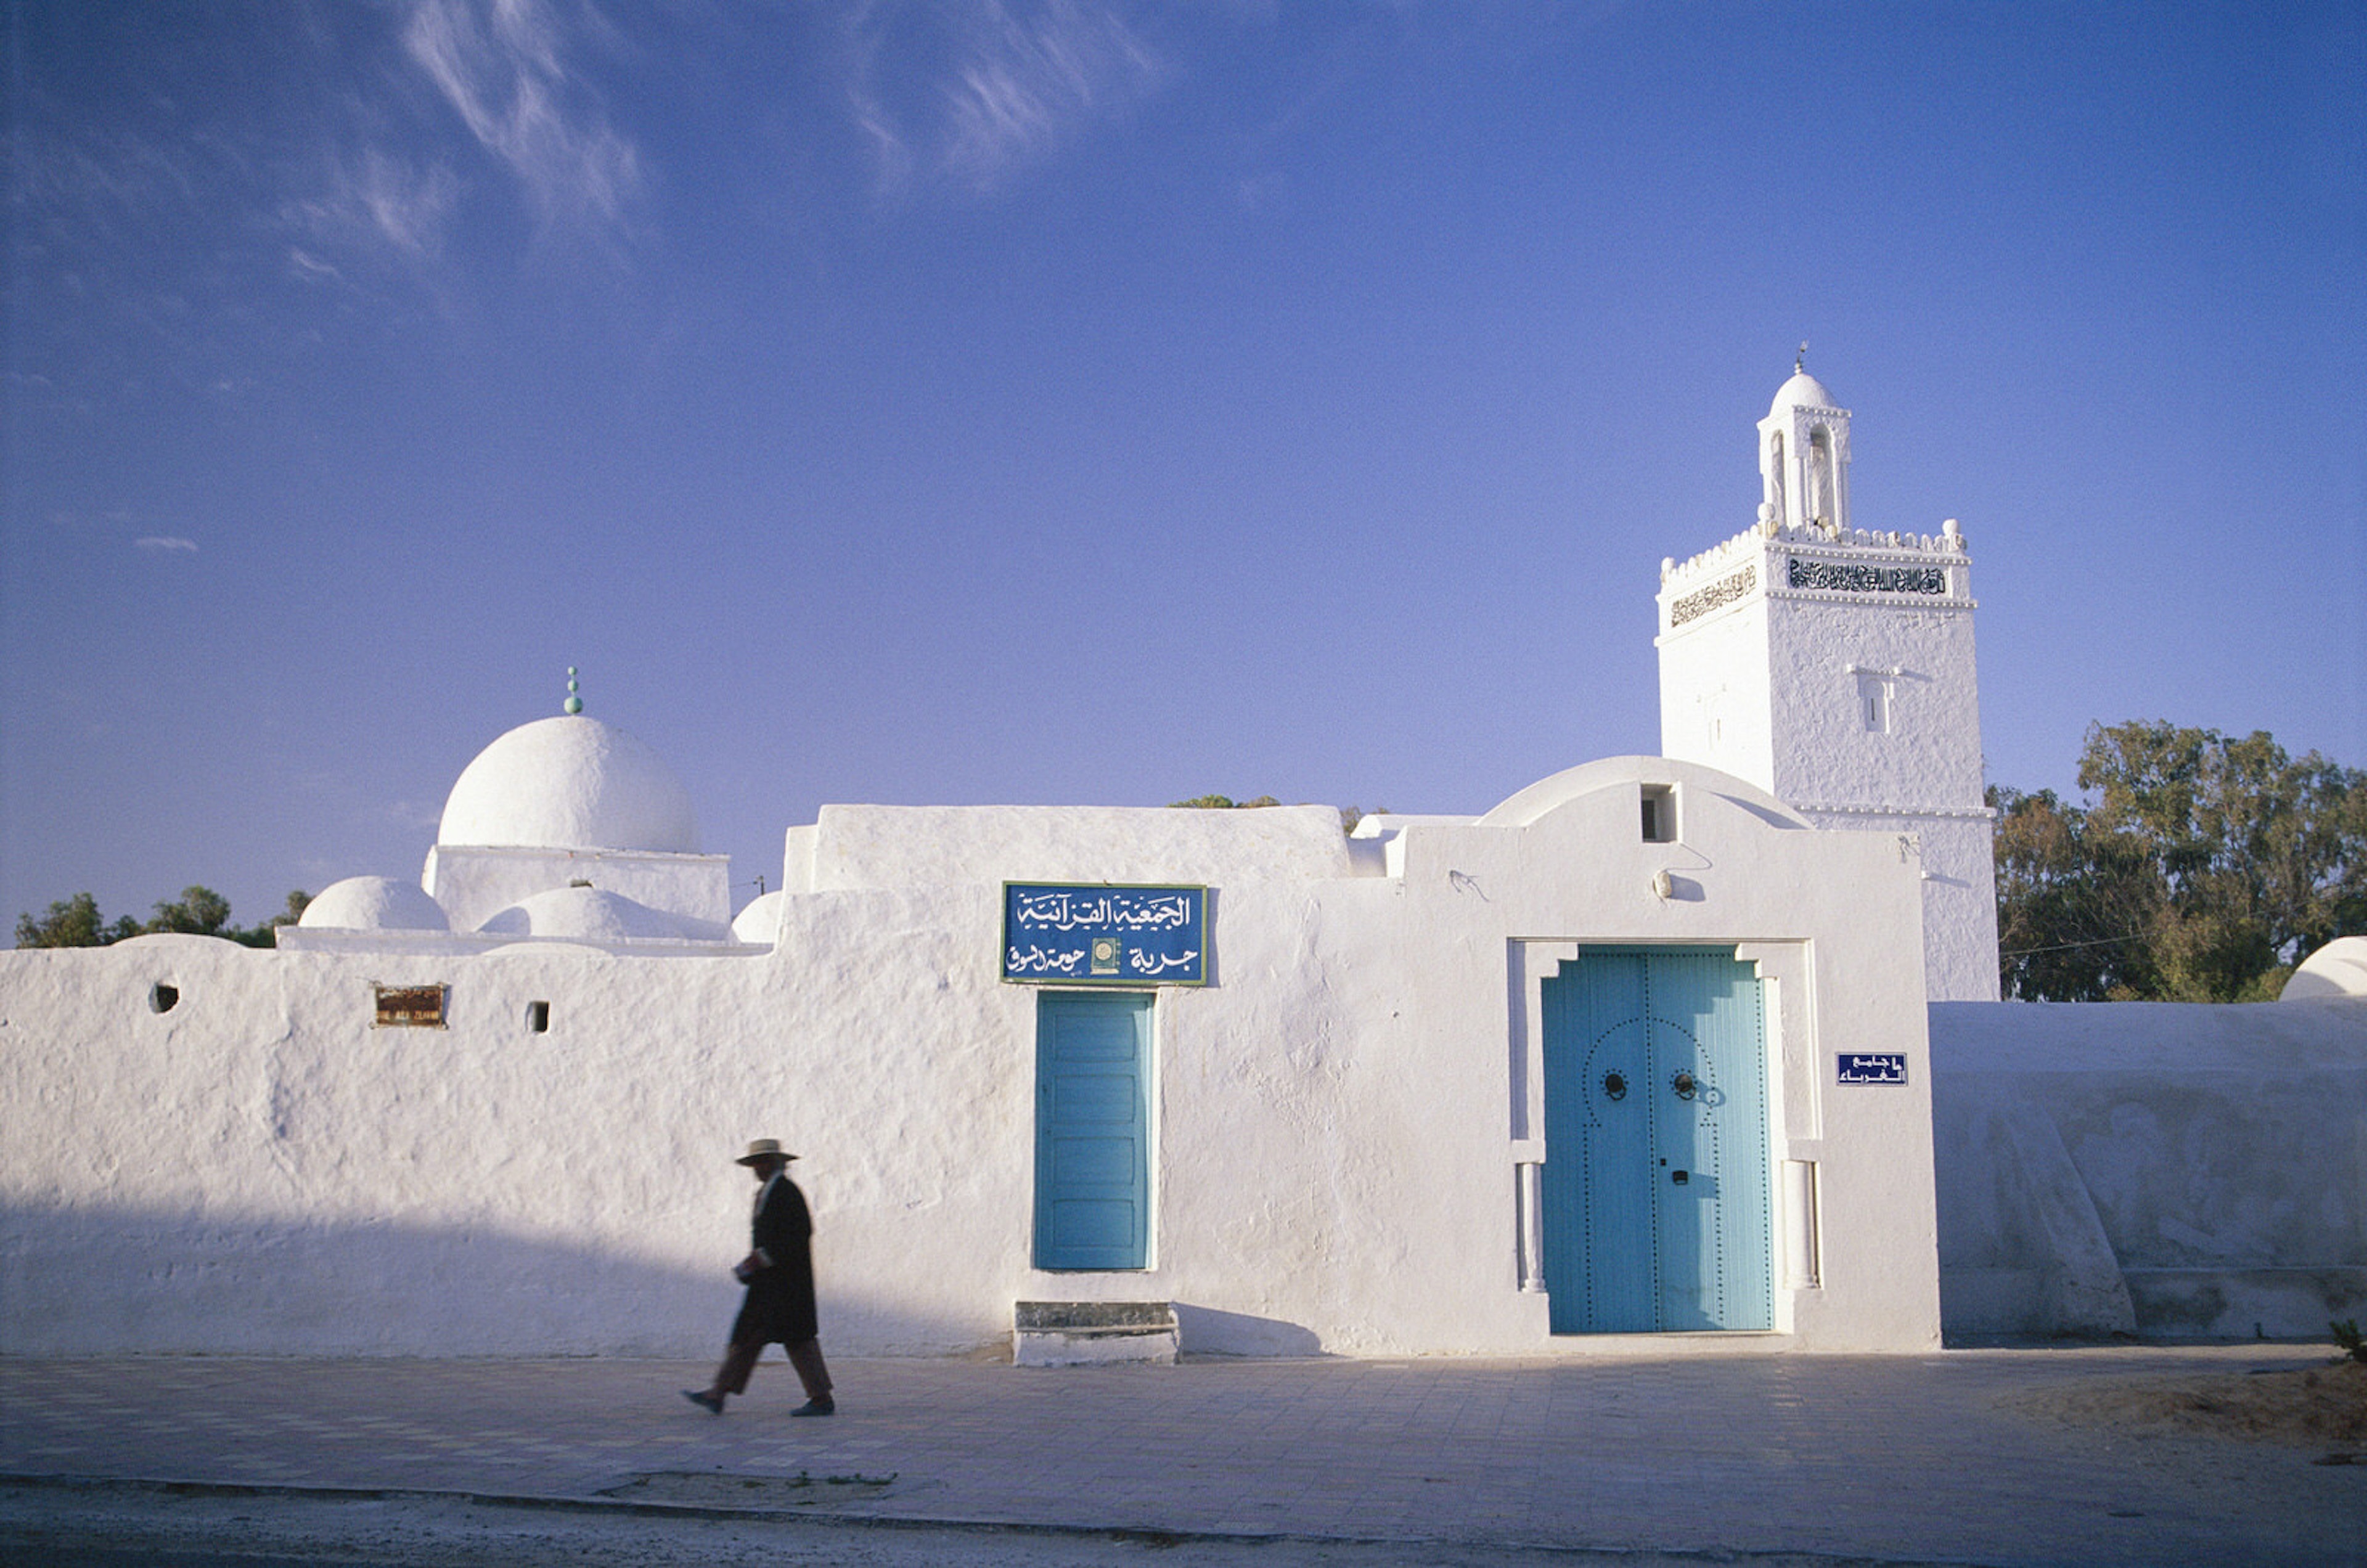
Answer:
[{"xmin": 1001, "ymin": 883, "xmax": 1208, "ymax": 986}]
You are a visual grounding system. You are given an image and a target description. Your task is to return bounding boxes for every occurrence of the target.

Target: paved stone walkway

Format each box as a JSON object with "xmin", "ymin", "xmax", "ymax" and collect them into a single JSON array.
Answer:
[{"xmin": 2, "ymin": 1348, "xmax": 2361, "ymax": 1566}]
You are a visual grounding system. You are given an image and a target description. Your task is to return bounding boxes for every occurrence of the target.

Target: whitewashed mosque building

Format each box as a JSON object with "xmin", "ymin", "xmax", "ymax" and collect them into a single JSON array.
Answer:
[{"xmin": 4, "ymin": 370, "xmax": 2360, "ymax": 1360}]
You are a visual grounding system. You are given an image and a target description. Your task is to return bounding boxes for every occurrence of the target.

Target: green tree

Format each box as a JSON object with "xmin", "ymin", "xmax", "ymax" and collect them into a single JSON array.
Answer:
[
  {"xmin": 1995, "ymin": 722, "xmax": 2366, "ymax": 1002},
  {"xmin": 14, "ymin": 886, "xmax": 313, "ymax": 950},
  {"xmin": 14, "ymin": 892, "xmax": 139, "ymax": 948},
  {"xmin": 224, "ymin": 889, "xmax": 312, "ymax": 949},
  {"xmin": 1990, "ymin": 786, "xmax": 2161, "ymax": 1000},
  {"xmin": 146, "ymin": 885, "xmax": 234, "ymax": 936}
]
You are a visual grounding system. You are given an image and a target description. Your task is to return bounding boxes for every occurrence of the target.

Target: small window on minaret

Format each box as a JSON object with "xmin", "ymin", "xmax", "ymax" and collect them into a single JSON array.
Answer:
[
  {"xmin": 1858, "ymin": 671, "xmax": 1892, "ymax": 733},
  {"xmin": 1641, "ymin": 784, "xmax": 1677, "ymax": 843}
]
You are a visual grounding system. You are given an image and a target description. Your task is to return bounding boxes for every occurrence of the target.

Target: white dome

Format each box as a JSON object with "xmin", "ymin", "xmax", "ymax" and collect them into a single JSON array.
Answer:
[
  {"xmin": 478, "ymin": 886, "xmax": 695, "ymax": 942},
  {"xmin": 2281, "ymin": 936, "xmax": 2367, "ymax": 1000},
  {"xmin": 731, "ymin": 891, "xmax": 785, "ymax": 945},
  {"xmin": 300, "ymin": 876, "xmax": 452, "ymax": 931},
  {"xmin": 1770, "ymin": 370, "xmax": 1841, "ymax": 414},
  {"xmin": 438, "ymin": 714, "xmax": 698, "ymax": 853}
]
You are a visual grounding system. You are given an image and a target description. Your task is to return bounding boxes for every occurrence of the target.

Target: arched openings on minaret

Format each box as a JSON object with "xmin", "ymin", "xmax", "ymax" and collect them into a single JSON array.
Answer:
[
  {"xmin": 1807, "ymin": 425, "xmax": 1836, "ymax": 529},
  {"xmin": 1759, "ymin": 419, "xmax": 1849, "ymax": 534}
]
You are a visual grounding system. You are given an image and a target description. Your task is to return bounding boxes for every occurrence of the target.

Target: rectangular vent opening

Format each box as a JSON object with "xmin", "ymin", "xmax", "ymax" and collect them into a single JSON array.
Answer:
[{"xmin": 1640, "ymin": 784, "xmax": 1678, "ymax": 843}]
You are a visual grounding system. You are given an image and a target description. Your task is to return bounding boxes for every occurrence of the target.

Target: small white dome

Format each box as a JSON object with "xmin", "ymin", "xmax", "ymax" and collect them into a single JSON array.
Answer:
[
  {"xmin": 731, "ymin": 891, "xmax": 785, "ymax": 945},
  {"xmin": 2281, "ymin": 936, "xmax": 2367, "ymax": 1000},
  {"xmin": 300, "ymin": 876, "xmax": 451, "ymax": 932},
  {"xmin": 1770, "ymin": 370, "xmax": 1841, "ymax": 415},
  {"xmin": 478, "ymin": 886, "xmax": 695, "ymax": 943},
  {"xmin": 439, "ymin": 714, "xmax": 698, "ymax": 853}
]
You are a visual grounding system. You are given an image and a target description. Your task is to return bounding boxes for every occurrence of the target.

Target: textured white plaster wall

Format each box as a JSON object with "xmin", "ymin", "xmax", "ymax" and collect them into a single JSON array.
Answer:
[
  {"xmin": 1656, "ymin": 595, "xmax": 1776, "ymax": 788},
  {"xmin": 1929, "ymin": 998, "xmax": 2367, "ymax": 1340},
  {"xmin": 2, "ymin": 769, "xmax": 1942, "ymax": 1360},
  {"xmin": 1762, "ymin": 597, "xmax": 1983, "ymax": 815},
  {"xmin": 1788, "ymin": 814, "xmax": 2000, "ymax": 1004}
]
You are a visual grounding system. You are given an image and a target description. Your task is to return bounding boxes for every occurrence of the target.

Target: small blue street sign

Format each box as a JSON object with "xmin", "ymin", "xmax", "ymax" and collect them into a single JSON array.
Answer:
[
  {"xmin": 1002, "ymin": 883, "xmax": 1208, "ymax": 986},
  {"xmin": 1836, "ymin": 1053, "xmax": 1909, "ymax": 1085}
]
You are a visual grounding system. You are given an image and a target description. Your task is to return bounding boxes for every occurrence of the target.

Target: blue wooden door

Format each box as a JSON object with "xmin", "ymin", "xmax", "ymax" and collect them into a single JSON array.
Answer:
[
  {"xmin": 1540, "ymin": 950, "xmax": 1770, "ymax": 1332},
  {"xmin": 1034, "ymin": 992, "xmax": 1152, "ymax": 1270}
]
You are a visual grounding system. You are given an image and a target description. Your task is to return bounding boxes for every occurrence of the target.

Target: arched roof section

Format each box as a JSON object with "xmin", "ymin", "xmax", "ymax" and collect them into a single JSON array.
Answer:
[
  {"xmin": 1478, "ymin": 755, "xmax": 1810, "ymax": 831},
  {"xmin": 477, "ymin": 886, "xmax": 697, "ymax": 943}
]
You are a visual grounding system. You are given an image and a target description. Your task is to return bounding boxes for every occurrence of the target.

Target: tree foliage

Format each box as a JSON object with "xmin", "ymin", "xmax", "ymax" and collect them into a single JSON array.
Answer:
[
  {"xmin": 1995, "ymin": 721, "xmax": 2366, "ymax": 1002},
  {"xmin": 13, "ymin": 886, "xmax": 313, "ymax": 950},
  {"xmin": 14, "ymin": 892, "xmax": 140, "ymax": 949}
]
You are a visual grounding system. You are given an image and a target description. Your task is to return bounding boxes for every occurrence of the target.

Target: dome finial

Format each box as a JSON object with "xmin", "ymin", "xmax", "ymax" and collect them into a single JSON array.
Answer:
[
  {"xmin": 1796, "ymin": 339, "xmax": 1809, "ymax": 374},
  {"xmin": 563, "ymin": 667, "xmax": 583, "ymax": 716}
]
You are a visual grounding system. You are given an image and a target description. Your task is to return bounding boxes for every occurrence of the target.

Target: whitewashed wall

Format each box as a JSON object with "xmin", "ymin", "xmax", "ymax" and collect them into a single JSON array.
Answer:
[
  {"xmin": 1929, "ymin": 998, "xmax": 2367, "ymax": 1339},
  {"xmin": 1, "ymin": 761, "xmax": 1942, "ymax": 1358}
]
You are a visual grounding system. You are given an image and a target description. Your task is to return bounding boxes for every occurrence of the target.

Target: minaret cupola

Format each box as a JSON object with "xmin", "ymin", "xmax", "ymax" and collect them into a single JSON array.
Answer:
[{"xmin": 1758, "ymin": 347, "xmax": 1852, "ymax": 536}]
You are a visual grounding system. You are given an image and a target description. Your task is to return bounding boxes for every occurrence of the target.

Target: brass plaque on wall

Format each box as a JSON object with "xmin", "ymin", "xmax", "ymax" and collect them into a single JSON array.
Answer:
[{"xmin": 374, "ymin": 984, "xmax": 447, "ymax": 1028}]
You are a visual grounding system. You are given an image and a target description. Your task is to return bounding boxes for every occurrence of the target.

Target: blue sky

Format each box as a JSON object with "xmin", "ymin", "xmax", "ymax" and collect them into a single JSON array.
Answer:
[{"xmin": 6, "ymin": 0, "xmax": 2361, "ymax": 929}]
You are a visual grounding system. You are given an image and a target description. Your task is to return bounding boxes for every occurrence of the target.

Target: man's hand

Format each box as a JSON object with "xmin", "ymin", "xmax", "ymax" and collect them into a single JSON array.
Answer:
[{"xmin": 734, "ymin": 1251, "xmax": 767, "ymax": 1280}]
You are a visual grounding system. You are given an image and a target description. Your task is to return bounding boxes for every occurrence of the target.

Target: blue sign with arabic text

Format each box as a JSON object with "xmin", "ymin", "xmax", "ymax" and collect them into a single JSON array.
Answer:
[
  {"xmin": 1836, "ymin": 1053, "xmax": 1909, "ymax": 1085},
  {"xmin": 1002, "ymin": 883, "xmax": 1207, "ymax": 986}
]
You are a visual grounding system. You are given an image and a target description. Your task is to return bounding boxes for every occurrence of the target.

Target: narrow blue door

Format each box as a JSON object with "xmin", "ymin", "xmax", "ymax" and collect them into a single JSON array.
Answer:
[
  {"xmin": 1540, "ymin": 952, "xmax": 1657, "ymax": 1331},
  {"xmin": 1540, "ymin": 949, "xmax": 1770, "ymax": 1332},
  {"xmin": 1034, "ymin": 992, "xmax": 1151, "ymax": 1270},
  {"xmin": 1648, "ymin": 950, "xmax": 1771, "ymax": 1331}
]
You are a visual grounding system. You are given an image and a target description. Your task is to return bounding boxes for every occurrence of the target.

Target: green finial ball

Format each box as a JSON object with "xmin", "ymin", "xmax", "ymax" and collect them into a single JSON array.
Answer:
[{"xmin": 563, "ymin": 668, "xmax": 583, "ymax": 716}]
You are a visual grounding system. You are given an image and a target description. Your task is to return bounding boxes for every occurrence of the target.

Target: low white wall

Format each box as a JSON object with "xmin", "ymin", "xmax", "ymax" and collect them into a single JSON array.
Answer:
[
  {"xmin": 1929, "ymin": 998, "xmax": 2367, "ymax": 1340},
  {"xmin": 1, "ymin": 766, "xmax": 1941, "ymax": 1360}
]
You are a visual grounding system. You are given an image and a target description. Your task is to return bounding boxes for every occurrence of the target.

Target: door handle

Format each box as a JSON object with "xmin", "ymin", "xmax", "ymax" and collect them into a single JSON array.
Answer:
[{"xmin": 1671, "ymin": 1169, "xmax": 1690, "ymax": 1185}]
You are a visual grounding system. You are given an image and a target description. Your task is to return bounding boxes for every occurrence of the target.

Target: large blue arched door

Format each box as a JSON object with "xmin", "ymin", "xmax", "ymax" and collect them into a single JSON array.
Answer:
[{"xmin": 1540, "ymin": 949, "xmax": 1770, "ymax": 1332}]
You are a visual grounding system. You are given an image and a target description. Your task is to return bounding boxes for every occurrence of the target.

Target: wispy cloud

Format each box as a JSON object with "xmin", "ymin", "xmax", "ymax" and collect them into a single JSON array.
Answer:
[
  {"xmin": 136, "ymin": 536, "xmax": 200, "ymax": 553},
  {"xmin": 846, "ymin": 1, "xmax": 1163, "ymax": 194},
  {"xmin": 287, "ymin": 148, "xmax": 463, "ymax": 263},
  {"xmin": 399, "ymin": 0, "xmax": 642, "ymax": 228}
]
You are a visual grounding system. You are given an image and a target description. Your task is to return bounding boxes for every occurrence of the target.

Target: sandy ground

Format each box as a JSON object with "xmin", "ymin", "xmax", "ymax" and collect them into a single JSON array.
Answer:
[
  {"xmin": 0, "ymin": 1484, "xmax": 1903, "ymax": 1568},
  {"xmin": 2005, "ymin": 1356, "xmax": 2367, "ymax": 1459}
]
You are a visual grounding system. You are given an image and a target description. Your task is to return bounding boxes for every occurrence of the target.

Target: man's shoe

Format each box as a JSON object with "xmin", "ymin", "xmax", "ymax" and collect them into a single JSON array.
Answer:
[
  {"xmin": 790, "ymin": 1396, "xmax": 835, "ymax": 1417},
  {"xmin": 682, "ymin": 1389, "xmax": 724, "ymax": 1415}
]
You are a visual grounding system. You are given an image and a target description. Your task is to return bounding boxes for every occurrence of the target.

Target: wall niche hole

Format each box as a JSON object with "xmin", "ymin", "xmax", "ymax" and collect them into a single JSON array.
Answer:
[
  {"xmin": 149, "ymin": 983, "xmax": 180, "ymax": 1014},
  {"xmin": 526, "ymin": 1000, "xmax": 550, "ymax": 1034}
]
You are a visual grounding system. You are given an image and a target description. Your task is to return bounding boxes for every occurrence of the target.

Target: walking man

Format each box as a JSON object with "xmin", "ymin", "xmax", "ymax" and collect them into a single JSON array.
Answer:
[{"xmin": 684, "ymin": 1139, "xmax": 835, "ymax": 1416}]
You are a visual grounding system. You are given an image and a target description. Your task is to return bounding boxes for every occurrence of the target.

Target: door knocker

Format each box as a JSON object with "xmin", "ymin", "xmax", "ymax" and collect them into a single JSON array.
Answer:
[
  {"xmin": 1670, "ymin": 1069, "xmax": 1699, "ymax": 1101},
  {"xmin": 1601, "ymin": 1071, "xmax": 1628, "ymax": 1101}
]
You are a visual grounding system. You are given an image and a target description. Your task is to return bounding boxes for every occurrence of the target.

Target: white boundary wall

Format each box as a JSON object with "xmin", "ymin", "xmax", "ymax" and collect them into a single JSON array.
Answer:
[
  {"xmin": 1930, "ymin": 998, "xmax": 2367, "ymax": 1339},
  {"xmin": 1, "ymin": 760, "xmax": 1944, "ymax": 1358}
]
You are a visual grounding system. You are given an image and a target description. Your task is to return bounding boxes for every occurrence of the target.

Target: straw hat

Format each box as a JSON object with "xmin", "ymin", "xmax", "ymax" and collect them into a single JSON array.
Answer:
[{"xmin": 735, "ymin": 1138, "xmax": 798, "ymax": 1166}]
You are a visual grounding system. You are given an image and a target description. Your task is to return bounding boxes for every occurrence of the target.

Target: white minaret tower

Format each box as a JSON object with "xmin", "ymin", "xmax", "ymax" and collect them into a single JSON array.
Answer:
[{"xmin": 1656, "ymin": 361, "xmax": 2000, "ymax": 1000}]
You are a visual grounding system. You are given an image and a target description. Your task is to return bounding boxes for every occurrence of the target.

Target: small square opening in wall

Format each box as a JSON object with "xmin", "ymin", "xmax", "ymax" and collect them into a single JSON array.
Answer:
[
  {"xmin": 526, "ymin": 1000, "xmax": 550, "ymax": 1034},
  {"xmin": 1640, "ymin": 784, "xmax": 1678, "ymax": 843}
]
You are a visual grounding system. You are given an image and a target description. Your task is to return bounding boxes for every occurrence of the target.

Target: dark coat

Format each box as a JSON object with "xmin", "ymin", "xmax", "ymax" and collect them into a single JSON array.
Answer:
[{"xmin": 730, "ymin": 1172, "xmax": 818, "ymax": 1346}]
